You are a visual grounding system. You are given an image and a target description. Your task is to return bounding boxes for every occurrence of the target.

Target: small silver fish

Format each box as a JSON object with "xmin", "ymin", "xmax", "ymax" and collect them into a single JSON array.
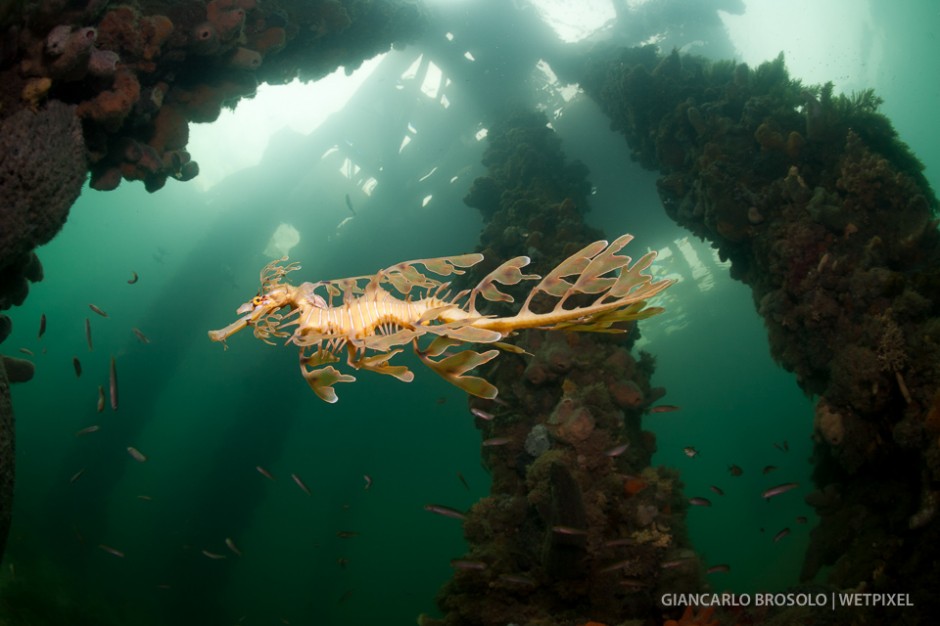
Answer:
[
  {"xmin": 38, "ymin": 313, "xmax": 47, "ymax": 339},
  {"xmin": 98, "ymin": 544, "xmax": 125, "ymax": 558},
  {"xmin": 72, "ymin": 356, "xmax": 82, "ymax": 378},
  {"xmin": 688, "ymin": 497, "xmax": 712, "ymax": 507},
  {"xmin": 19, "ymin": 348, "xmax": 34, "ymax": 356},
  {"xmin": 89, "ymin": 304, "xmax": 109, "ymax": 318},
  {"xmin": 225, "ymin": 537, "xmax": 242, "ymax": 557},
  {"xmin": 423, "ymin": 504, "xmax": 467, "ymax": 520},
  {"xmin": 482, "ymin": 436, "xmax": 511, "ymax": 447},
  {"xmin": 202, "ymin": 549, "xmax": 226, "ymax": 560},
  {"xmin": 97, "ymin": 385, "xmax": 105, "ymax": 413},
  {"xmin": 683, "ymin": 446, "xmax": 698, "ymax": 458},
  {"xmin": 707, "ymin": 564, "xmax": 731, "ymax": 574},
  {"xmin": 74, "ymin": 425, "xmax": 100, "ymax": 437},
  {"xmin": 762, "ymin": 482, "xmax": 798, "ymax": 500},
  {"xmin": 450, "ymin": 559, "xmax": 486, "ymax": 570},
  {"xmin": 69, "ymin": 468, "xmax": 86, "ymax": 483},
  {"xmin": 773, "ymin": 527, "xmax": 791, "ymax": 542},
  {"xmin": 132, "ymin": 327, "xmax": 151, "ymax": 344},
  {"xmin": 256, "ymin": 466, "xmax": 275, "ymax": 481},
  {"xmin": 127, "ymin": 271, "xmax": 139, "ymax": 284},
  {"xmin": 709, "ymin": 485, "xmax": 724, "ymax": 496},
  {"xmin": 109, "ymin": 355, "xmax": 118, "ymax": 411},
  {"xmin": 497, "ymin": 574, "xmax": 535, "ymax": 586},
  {"xmin": 127, "ymin": 446, "xmax": 147, "ymax": 463},
  {"xmin": 650, "ymin": 404, "xmax": 680, "ymax": 413},
  {"xmin": 551, "ymin": 525, "xmax": 587, "ymax": 536},
  {"xmin": 291, "ymin": 473, "xmax": 311, "ymax": 496},
  {"xmin": 85, "ymin": 318, "xmax": 93, "ymax": 351},
  {"xmin": 604, "ymin": 442, "xmax": 630, "ymax": 457},
  {"xmin": 363, "ymin": 474, "xmax": 372, "ymax": 490},
  {"xmin": 470, "ymin": 407, "xmax": 495, "ymax": 421}
]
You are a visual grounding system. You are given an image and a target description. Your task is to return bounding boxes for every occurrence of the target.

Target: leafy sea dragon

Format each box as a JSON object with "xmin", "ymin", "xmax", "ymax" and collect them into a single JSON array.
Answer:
[{"xmin": 208, "ymin": 235, "xmax": 673, "ymax": 403}]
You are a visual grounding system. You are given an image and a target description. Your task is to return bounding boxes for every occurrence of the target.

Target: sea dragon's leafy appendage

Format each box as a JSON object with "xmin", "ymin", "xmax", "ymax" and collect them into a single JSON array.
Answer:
[{"xmin": 208, "ymin": 235, "xmax": 673, "ymax": 402}]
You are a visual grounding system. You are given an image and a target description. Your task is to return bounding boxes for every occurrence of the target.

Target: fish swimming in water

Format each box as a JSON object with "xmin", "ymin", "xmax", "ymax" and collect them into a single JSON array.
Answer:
[
  {"xmin": 225, "ymin": 538, "xmax": 242, "ymax": 556},
  {"xmin": 290, "ymin": 473, "xmax": 311, "ymax": 496},
  {"xmin": 98, "ymin": 544, "xmax": 125, "ymax": 558},
  {"xmin": 132, "ymin": 328, "xmax": 150, "ymax": 344},
  {"xmin": 762, "ymin": 482, "xmax": 799, "ymax": 500},
  {"xmin": 605, "ymin": 442, "xmax": 630, "ymax": 457},
  {"xmin": 470, "ymin": 407, "xmax": 495, "ymax": 421},
  {"xmin": 208, "ymin": 235, "xmax": 672, "ymax": 402},
  {"xmin": 649, "ymin": 404, "xmax": 680, "ymax": 413},
  {"xmin": 423, "ymin": 504, "xmax": 467, "ymax": 520},
  {"xmin": 89, "ymin": 304, "xmax": 108, "ymax": 318},
  {"xmin": 109, "ymin": 355, "xmax": 118, "ymax": 410}
]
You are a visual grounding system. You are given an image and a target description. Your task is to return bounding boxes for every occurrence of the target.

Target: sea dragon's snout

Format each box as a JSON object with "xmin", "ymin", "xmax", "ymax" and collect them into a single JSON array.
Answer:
[{"xmin": 208, "ymin": 288, "xmax": 293, "ymax": 346}]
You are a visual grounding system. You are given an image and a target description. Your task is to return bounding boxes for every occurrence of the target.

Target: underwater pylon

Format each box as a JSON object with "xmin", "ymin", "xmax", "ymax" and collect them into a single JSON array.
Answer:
[{"xmin": 208, "ymin": 234, "xmax": 672, "ymax": 402}]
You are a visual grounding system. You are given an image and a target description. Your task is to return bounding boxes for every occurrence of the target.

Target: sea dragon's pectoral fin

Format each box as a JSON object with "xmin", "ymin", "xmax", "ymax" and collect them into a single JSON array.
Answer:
[
  {"xmin": 300, "ymin": 364, "xmax": 356, "ymax": 403},
  {"xmin": 300, "ymin": 349, "xmax": 354, "ymax": 403},
  {"xmin": 415, "ymin": 341, "xmax": 499, "ymax": 399},
  {"xmin": 351, "ymin": 349, "xmax": 415, "ymax": 382}
]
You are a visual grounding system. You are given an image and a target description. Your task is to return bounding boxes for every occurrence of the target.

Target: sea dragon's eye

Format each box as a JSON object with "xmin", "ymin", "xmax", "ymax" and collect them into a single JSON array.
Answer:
[{"xmin": 252, "ymin": 295, "xmax": 264, "ymax": 306}]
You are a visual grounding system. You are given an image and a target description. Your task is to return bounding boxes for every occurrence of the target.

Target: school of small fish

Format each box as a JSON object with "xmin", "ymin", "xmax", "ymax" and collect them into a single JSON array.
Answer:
[
  {"xmin": 19, "ymin": 288, "xmax": 808, "ymax": 617},
  {"xmin": 673, "ymin": 414, "xmax": 808, "ymax": 568}
]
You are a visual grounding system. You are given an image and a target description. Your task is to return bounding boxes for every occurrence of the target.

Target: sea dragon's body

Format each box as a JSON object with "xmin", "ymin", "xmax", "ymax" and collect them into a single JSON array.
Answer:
[{"xmin": 208, "ymin": 234, "xmax": 673, "ymax": 402}]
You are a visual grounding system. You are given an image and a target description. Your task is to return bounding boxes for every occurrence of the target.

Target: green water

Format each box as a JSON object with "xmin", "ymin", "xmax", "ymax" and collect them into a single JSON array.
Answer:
[
  {"xmin": 4, "ymin": 174, "xmax": 487, "ymax": 624},
  {"xmin": 3, "ymin": 0, "xmax": 940, "ymax": 624}
]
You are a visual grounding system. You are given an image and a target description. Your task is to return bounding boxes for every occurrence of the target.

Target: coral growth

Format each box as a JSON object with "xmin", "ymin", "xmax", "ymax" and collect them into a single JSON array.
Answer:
[
  {"xmin": 0, "ymin": 0, "xmax": 426, "ymax": 305},
  {"xmin": 0, "ymin": 101, "xmax": 84, "ymax": 278},
  {"xmin": 432, "ymin": 110, "xmax": 698, "ymax": 626},
  {"xmin": 577, "ymin": 45, "xmax": 940, "ymax": 623}
]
